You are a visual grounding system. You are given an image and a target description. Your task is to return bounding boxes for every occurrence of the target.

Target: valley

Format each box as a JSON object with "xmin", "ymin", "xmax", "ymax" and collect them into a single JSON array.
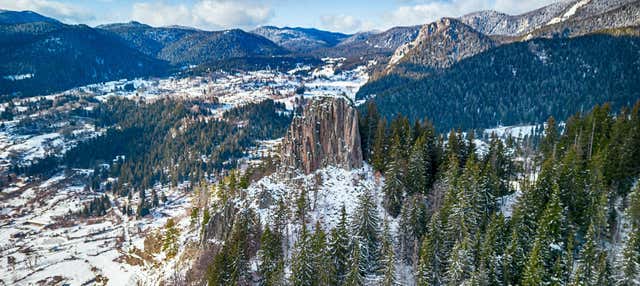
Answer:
[
  {"xmin": 1, "ymin": 0, "xmax": 640, "ymax": 285},
  {"xmin": 0, "ymin": 58, "xmax": 371, "ymax": 285}
]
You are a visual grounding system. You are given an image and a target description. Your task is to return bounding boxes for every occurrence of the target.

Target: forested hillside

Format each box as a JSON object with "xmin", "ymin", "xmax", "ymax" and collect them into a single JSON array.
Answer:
[
  {"xmin": 200, "ymin": 99, "xmax": 640, "ymax": 285},
  {"xmin": 0, "ymin": 23, "xmax": 169, "ymax": 99},
  {"xmin": 358, "ymin": 34, "xmax": 640, "ymax": 131},
  {"xmin": 15, "ymin": 98, "xmax": 291, "ymax": 198}
]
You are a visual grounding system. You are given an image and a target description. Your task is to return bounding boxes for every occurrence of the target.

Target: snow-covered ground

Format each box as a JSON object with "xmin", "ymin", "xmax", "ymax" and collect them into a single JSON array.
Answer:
[
  {"xmin": 0, "ymin": 59, "xmax": 372, "ymax": 285},
  {"xmin": 0, "ymin": 170, "xmax": 194, "ymax": 285},
  {"xmin": 483, "ymin": 124, "xmax": 538, "ymax": 139},
  {"xmin": 236, "ymin": 164, "xmax": 415, "ymax": 284}
]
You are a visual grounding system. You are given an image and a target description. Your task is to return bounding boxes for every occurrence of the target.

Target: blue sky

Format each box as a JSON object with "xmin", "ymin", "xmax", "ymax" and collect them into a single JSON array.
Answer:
[{"xmin": 0, "ymin": 0, "xmax": 560, "ymax": 33}]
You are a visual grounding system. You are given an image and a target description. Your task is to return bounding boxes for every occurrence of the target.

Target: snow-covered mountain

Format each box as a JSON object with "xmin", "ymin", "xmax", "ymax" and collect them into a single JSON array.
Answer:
[
  {"xmin": 251, "ymin": 26, "xmax": 350, "ymax": 53},
  {"xmin": 385, "ymin": 18, "xmax": 495, "ymax": 76},
  {"xmin": 460, "ymin": 0, "xmax": 640, "ymax": 37}
]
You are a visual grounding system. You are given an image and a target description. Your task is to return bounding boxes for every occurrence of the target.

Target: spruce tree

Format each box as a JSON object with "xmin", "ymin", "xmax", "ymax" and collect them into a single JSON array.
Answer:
[
  {"xmin": 381, "ymin": 218, "xmax": 397, "ymax": 286},
  {"xmin": 352, "ymin": 190, "xmax": 381, "ymax": 274},
  {"xmin": 372, "ymin": 118, "xmax": 387, "ymax": 172},
  {"xmin": 476, "ymin": 213, "xmax": 506, "ymax": 286},
  {"xmin": 384, "ymin": 134, "xmax": 406, "ymax": 217},
  {"xmin": 162, "ymin": 218, "xmax": 180, "ymax": 259},
  {"xmin": 329, "ymin": 205, "xmax": 350, "ymax": 284},
  {"xmin": 619, "ymin": 226, "xmax": 640, "ymax": 286},
  {"xmin": 407, "ymin": 135, "xmax": 428, "ymax": 196},
  {"xmin": 398, "ymin": 194, "xmax": 428, "ymax": 263},
  {"xmin": 311, "ymin": 221, "xmax": 333, "ymax": 286},
  {"xmin": 446, "ymin": 236, "xmax": 474, "ymax": 285},
  {"xmin": 523, "ymin": 186, "xmax": 567, "ymax": 285},
  {"xmin": 541, "ymin": 116, "xmax": 559, "ymax": 160},
  {"xmin": 344, "ymin": 241, "xmax": 365, "ymax": 286},
  {"xmin": 291, "ymin": 225, "xmax": 314, "ymax": 286},
  {"xmin": 259, "ymin": 226, "xmax": 284, "ymax": 285},
  {"xmin": 417, "ymin": 212, "xmax": 445, "ymax": 286}
]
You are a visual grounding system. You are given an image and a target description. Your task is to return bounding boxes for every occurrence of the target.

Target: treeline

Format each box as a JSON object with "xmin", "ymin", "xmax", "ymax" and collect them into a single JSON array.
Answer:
[
  {"xmin": 188, "ymin": 56, "xmax": 322, "ymax": 75},
  {"xmin": 202, "ymin": 100, "xmax": 640, "ymax": 285},
  {"xmin": 18, "ymin": 98, "xmax": 291, "ymax": 203},
  {"xmin": 357, "ymin": 34, "xmax": 640, "ymax": 131}
]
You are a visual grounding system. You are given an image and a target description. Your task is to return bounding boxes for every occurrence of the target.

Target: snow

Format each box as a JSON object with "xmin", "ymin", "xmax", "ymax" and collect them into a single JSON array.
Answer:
[
  {"xmin": 0, "ymin": 165, "xmax": 194, "ymax": 285},
  {"xmin": 235, "ymin": 163, "xmax": 412, "ymax": 284},
  {"xmin": 0, "ymin": 60, "xmax": 374, "ymax": 284},
  {"xmin": 3, "ymin": 73, "xmax": 34, "ymax": 81},
  {"xmin": 1, "ymin": 132, "xmax": 62, "ymax": 161},
  {"xmin": 499, "ymin": 190, "xmax": 523, "ymax": 218},
  {"xmin": 484, "ymin": 124, "xmax": 538, "ymax": 139},
  {"xmin": 547, "ymin": 0, "xmax": 591, "ymax": 25}
]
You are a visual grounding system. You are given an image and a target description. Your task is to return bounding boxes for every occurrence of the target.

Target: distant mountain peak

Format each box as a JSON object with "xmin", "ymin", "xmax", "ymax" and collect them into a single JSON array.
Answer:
[
  {"xmin": 252, "ymin": 26, "xmax": 350, "ymax": 52},
  {"xmin": 386, "ymin": 17, "xmax": 494, "ymax": 73},
  {"xmin": 0, "ymin": 9, "xmax": 61, "ymax": 25}
]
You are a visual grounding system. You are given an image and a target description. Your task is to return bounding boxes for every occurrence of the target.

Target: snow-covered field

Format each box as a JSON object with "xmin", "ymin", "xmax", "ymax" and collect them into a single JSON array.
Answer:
[{"xmin": 0, "ymin": 169, "xmax": 195, "ymax": 285}]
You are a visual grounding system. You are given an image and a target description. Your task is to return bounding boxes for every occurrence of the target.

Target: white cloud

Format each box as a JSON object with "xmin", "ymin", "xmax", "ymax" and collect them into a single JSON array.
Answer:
[
  {"xmin": 131, "ymin": 0, "xmax": 273, "ymax": 30},
  {"xmin": 0, "ymin": 0, "xmax": 95, "ymax": 23},
  {"xmin": 131, "ymin": 2, "xmax": 191, "ymax": 27},
  {"xmin": 193, "ymin": 0, "xmax": 272, "ymax": 29},
  {"xmin": 382, "ymin": 0, "xmax": 559, "ymax": 29},
  {"xmin": 319, "ymin": 14, "xmax": 375, "ymax": 33}
]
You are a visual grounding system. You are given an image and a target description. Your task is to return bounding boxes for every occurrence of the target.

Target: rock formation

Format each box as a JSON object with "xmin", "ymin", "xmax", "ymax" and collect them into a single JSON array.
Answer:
[
  {"xmin": 386, "ymin": 18, "xmax": 495, "ymax": 76},
  {"xmin": 280, "ymin": 97, "xmax": 363, "ymax": 175}
]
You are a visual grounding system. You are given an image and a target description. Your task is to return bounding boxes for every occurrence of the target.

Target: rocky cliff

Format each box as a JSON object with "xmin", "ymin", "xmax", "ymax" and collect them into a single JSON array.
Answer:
[
  {"xmin": 386, "ymin": 18, "xmax": 495, "ymax": 76},
  {"xmin": 280, "ymin": 97, "xmax": 363, "ymax": 175}
]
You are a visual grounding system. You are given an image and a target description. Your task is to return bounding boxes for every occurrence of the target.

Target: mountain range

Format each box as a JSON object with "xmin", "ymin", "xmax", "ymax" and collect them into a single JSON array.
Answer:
[{"xmin": 1, "ymin": 0, "xmax": 639, "ymax": 99}]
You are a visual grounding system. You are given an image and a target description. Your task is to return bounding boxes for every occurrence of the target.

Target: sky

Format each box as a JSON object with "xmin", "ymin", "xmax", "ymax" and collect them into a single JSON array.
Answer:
[{"xmin": 0, "ymin": 0, "xmax": 562, "ymax": 33}]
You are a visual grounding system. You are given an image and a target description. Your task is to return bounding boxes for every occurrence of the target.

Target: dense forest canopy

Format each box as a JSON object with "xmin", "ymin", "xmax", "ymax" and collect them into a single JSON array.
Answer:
[
  {"xmin": 358, "ymin": 34, "xmax": 640, "ymax": 132},
  {"xmin": 203, "ymin": 100, "xmax": 640, "ymax": 285}
]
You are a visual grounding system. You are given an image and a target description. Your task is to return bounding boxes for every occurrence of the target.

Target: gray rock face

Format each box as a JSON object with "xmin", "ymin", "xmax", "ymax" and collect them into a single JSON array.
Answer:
[
  {"xmin": 461, "ymin": 0, "xmax": 639, "ymax": 37},
  {"xmin": 387, "ymin": 18, "xmax": 495, "ymax": 74},
  {"xmin": 529, "ymin": 0, "xmax": 640, "ymax": 38},
  {"xmin": 202, "ymin": 201, "xmax": 236, "ymax": 243},
  {"xmin": 280, "ymin": 97, "xmax": 363, "ymax": 175},
  {"xmin": 460, "ymin": 1, "xmax": 574, "ymax": 36}
]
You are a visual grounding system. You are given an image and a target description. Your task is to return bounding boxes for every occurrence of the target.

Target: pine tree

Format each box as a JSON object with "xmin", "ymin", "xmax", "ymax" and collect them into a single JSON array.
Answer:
[
  {"xmin": 352, "ymin": 190, "xmax": 381, "ymax": 274},
  {"xmin": 407, "ymin": 135, "xmax": 428, "ymax": 196},
  {"xmin": 619, "ymin": 226, "xmax": 640, "ymax": 286},
  {"xmin": 344, "ymin": 241, "xmax": 365, "ymax": 286},
  {"xmin": 446, "ymin": 236, "xmax": 474, "ymax": 285},
  {"xmin": 381, "ymin": 218, "xmax": 397, "ymax": 286},
  {"xmin": 311, "ymin": 221, "xmax": 334, "ymax": 286},
  {"xmin": 329, "ymin": 205, "xmax": 350, "ymax": 284},
  {"xmin": 384, "ymin": 134, "xmax": 406, "ymax": 217},
  {"xmin": 523, "ymin": 186, "xmax": 568, "ymax": 286},
  {"xmin": 291, "ymin": 225, "xmax": 314, "ymax": 286},
  {"xmin": 162, "ymin": 218, "xmax": 180, "ymax": 259},
  {"xmin": 372, "ymin": 118, "xmax": 388, "ymax": 172},
  {"xmin": 417, "ymin": 212, "xmax": 445, "ymax": 286},
  {"xmin": 259, "ymin": 226, "xmax": 284, "ymax": 285}
]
